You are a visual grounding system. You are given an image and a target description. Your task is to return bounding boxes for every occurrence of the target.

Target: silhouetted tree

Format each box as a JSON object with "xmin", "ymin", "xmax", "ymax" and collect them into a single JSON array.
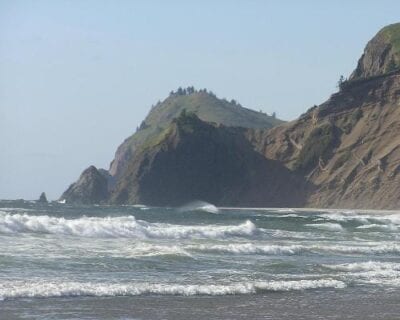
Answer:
[
  {"xmin": 139, "ymin": 120, "xmax": 148, "ymax": 130},
  {"xmin": 337, "ymin": 75, "xmax": 347, "ymax": 90},
  {"xmin": 187, "ymin": 86, "xmax": 195, "ymax": 94}
]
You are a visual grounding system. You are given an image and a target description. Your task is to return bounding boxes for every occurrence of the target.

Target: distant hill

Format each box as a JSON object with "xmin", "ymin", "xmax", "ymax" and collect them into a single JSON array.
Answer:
[{"xmin": 108, "ymin": 88, "xmax": 283, "ymax": 178}]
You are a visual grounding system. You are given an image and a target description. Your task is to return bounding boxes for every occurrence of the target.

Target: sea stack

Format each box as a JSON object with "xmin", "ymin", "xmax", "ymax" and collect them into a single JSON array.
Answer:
[{"xmin": 37, "ymin": 192, "xmax": 48, "ymax": 204}]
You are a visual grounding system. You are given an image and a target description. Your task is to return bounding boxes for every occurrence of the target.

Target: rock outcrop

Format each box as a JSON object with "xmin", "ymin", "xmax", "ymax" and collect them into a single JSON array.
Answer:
[
  {"xmin": 350, "ymin": 23, "xmax": 400, "ymax": 80},
  {"xmin": 109, "ymin": 111, "xmax": 309, "ymax": 207},
  {"xmin": 37, "ymin": 192, "xmax": 48, "ymax": 204},
  {"xmin": 60, "ymin": 166, "xmax": 109, "ymax": 204}
]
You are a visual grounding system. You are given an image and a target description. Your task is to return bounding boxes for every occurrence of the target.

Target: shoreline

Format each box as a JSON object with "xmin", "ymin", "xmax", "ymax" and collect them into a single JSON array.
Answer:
[{"xmin": 2, "ymin": 288, "xmax": 399, "ymax": 320}]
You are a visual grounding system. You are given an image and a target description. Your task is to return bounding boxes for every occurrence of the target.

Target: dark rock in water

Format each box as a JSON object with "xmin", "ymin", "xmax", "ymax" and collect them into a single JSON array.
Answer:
[
  {"xmin": 60, "ymin": 166, "xmax": 109, "ymax": 204},
  {"xmin": 37, "ymin": 192, "xmax": 48, "ymax": 203}
]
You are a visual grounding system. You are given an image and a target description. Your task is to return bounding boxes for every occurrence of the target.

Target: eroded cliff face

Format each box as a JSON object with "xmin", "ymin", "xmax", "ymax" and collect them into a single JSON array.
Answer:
[
  {"xmin": 244, "ymin": 23, "xmax": 400, "ymax": 209},
  {"xmin": 109, "ymin": 112, "xmax": 309, "ymax": 207},
  {"xmin": 250, "ymin": 66, "xmax": 400, "ymax": 209}
]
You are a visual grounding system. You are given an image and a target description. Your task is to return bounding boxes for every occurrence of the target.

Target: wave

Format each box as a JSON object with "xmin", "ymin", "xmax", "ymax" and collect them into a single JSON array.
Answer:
[
  {"xmin": 322, "ymin": 261, "xmax": 400, "ymax": 272},
  {"xmin": 317, "ymin": 212, "xmax": 400, "ymax": 226},
  {"xmin": 187, "ymin": 242, "xmax": 400, "ymax": 255},
  {"xmin": 113, "ymin": 243, "xmax": 192, "ymax": 258},
  {"xmin": 188, "ymin": 243, "xmax": 304, "ymax": 255},
  {"xmin": 356, "ymin": 224, "xmax": 398, "ymax": 231},
  {"xmin": 19, "ymin": 241, "xmax": 400, "ymax": 259},
  {"xmin": 305, "ymin": 223, "xmax": 344, "ymax": 232},
  {"xmin": 0, "ymin": 212, "xmax": 255, "ymax": 239},
  {"xmin": 179, "ymin": 201, "xmax": 219, "ymax": 214},
  {"xmin": 322, "ymin": 261, "xmax": 400, "ymax": 287},
  {"xmin": 312, "ymin": 243, "xmax": 400, "ymax": 255},
  {"xmin": 0, "ymin": 279, "xmax": 346, "ymax": 300},
  {"xmin": 123, "ymin": 241, "xmax": 400, "ymax": 257}
]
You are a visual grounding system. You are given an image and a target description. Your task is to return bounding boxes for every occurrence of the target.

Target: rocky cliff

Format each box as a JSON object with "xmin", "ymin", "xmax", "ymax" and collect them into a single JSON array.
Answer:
[
  {"xmin": 60, "ymin": 166, "xmax": 109, "ymax": 204},
  {"xmin": 350, "ymin": 23, "xmax": 400, "ymax": 80},
  {"xmin": 60, "ymin": 89, "xmax": 284, "ymax": 205},
  {"xmin": 250, "ymin": 23, "xmax": 400, "ymax": 209},
  {"xmin": 109, "ymin": 111, "xmax": 309, "ymax": 207},
  {"xmin": 61, "ymin": 23, "xmax": 400, "ymax": 209}
]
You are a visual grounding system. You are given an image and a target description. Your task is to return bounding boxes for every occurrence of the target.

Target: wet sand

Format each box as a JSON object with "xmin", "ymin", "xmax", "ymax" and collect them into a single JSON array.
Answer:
[{"xmin": 2, "ymin": 288, "xmax": 400, "ymax": 320}]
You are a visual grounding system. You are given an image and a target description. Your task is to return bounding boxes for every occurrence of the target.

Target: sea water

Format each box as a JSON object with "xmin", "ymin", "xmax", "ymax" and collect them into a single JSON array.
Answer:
[{"xmin": 0, "ymin": 201, "xmax": 400, "ymax": 319}]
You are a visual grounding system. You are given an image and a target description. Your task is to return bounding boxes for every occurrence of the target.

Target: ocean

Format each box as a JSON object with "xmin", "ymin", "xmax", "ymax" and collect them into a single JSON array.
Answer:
[{"xmin": 1, "ymin": 200, "xmax": 400, "ymax": 319}]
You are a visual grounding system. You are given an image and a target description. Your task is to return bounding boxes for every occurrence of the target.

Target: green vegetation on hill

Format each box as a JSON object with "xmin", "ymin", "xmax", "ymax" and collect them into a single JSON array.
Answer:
[
  {"xmin": 144, "ymin": 87, "xmax": 283, "ymax": 130},
  {"xmin": 110, "ymin": 87, "xmax": 284, "ymax": 176},
  {"xmin": 380, "ymin": 23, "xmax": 400, "ymax": 67},
  {"xmin": 127, "ymin": 87, "xmax": 283, "ymax": 149},
  {"xmin": 349, "ymin": 23, "xmax": 400, "ymax": 82}
]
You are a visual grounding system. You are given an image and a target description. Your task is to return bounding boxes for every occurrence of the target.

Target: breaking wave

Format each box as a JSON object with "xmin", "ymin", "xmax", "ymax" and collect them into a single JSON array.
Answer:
[
  {"xmin": 322, "ymin": 261, "xmax": 400, "ymax": 287},
  {"xmin": 318, "ymin": 212, "xmax": 400, "ymax": 225},
  {"xmin": 188, "ymin": 243, "xmax": 304, "ymax": 255},
  {"xmin": 0, "ymin": 212, "xmax": 255, "ymax": 239},
  {"xmin": 0, "ymin": 279, "xmax": 346, "ymax": 300},
  {"xmin": 186, "ymin": 242, "xmax": 400, "ymax": 255},
  {"xmin": 311, "ymin": 243, "xmax": 400, "ymax": 255},
  {"xmin": 356, "ymin": 224, "xmax": 398, "ymax": 231},
  {"xmin": 179, "ymin": 201, "xmax": 219, "ymax": 214},
  {"xmin": 322, "ymin": 261, "xmax": 400, "ymax": 272}
]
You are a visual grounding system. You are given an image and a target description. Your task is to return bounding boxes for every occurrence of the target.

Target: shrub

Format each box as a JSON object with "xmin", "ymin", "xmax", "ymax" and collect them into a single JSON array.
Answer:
[{"xmin": 293, "ymin": 123, "xmax": 336, "ymax": 172}]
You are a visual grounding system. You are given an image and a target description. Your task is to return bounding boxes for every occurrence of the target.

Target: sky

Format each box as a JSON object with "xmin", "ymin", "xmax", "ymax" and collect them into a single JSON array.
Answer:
[{"xmin": 1, "ymin": 0, "xmax": 400, "ymax": 200}]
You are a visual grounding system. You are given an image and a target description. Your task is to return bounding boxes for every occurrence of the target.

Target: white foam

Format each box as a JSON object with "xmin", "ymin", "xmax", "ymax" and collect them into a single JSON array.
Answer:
[
  {"xmin": 0, "ymin": 212, "xmax": 255, "ymax": 239},
  {"xmin": 0, "ymin": 279, "xmax": 346, "ymax": 300},
  {"xmin": 188, "ymin": 243, "xmax": 304, "ymax": 255},
  {"xmin": 322, "ymin": 261, "xmax": 400, "ymax": 287},
  {"xmin": 312, "ymin": 243, "xmax": 400, "ymax": 254},
  {"xmin": 356, "ymin": 224, "xmax": 398, "ymax": 231},
  {"xmin": 179, "ymin": 201, "xmax": 219, "ymax": 214},
  {"xmin": 305, "ymin": 223, "xmax": 344, "ymax": 232},
  {"xmin": 114, "ymin": 243, "xmax": 192, "ymax": 257},
  {"xmin": 318, "ymin": 212, "xmax": 400, "ymax": 226},
  {"xmin": 277, "ymin": 209, "xmax": 297, "ymax": 213},
  {"xmin": 188, "ymin": 242, "xmax": 400, "ymax": 255},
  {"xmin": 323, "ymin": 261, "xmax": 400, "ymax": 272}
]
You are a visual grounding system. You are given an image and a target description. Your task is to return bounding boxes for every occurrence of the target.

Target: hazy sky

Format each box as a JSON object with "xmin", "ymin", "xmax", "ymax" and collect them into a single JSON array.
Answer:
[{"xmin": 1, "ymin": 0, "xmax": 400, "ymax": 200}]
